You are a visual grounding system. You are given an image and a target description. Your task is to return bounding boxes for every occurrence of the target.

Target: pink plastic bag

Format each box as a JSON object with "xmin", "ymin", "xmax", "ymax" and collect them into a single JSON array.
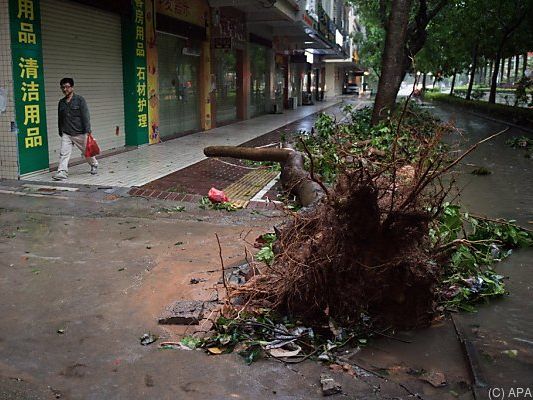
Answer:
[{"xmin": 208, "ymin": 187, "xmax": 229, "ymax": 203}]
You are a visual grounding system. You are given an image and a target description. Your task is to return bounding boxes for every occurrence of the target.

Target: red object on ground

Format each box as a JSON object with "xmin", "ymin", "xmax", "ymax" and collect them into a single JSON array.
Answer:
[
  {"xmin": 208, "ymin": 187, "xmax": 229, "ymax": 203},
  {"xmin": 85, "ymin": 133, "xmax": 100, "ymax": 157}
]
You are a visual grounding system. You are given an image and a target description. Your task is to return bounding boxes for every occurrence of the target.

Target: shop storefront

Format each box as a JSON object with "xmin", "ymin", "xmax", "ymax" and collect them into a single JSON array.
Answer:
[
  {"xmin": 211, "ymin": 8, "xmax": 246, "ymax": 125},
  {"xmin": 249, "ymin": 41, "xmax": 270, "ymax": 117},
  {"xmin": 213, "ymin": 47, "xmax": 237, "ymax": 124},
  {"xmin": 311, "ymin": 66, "xmax": 325, "ymax": 101},
  {"xmin": 41, "ymin": 0, "xmax": 126, "ymax": 163},
  {"xmin": 157, "ymin": 33, "xmax": 201, "ymax": 138},
  {"xmin": 273, "ymin": 53, "xmax": 286, "ymax": 113},
  {"xmin": 6, "ymin": 0, "xmax": 143, "ymax": 176},
  {"xmin": 289, "ymin": 53, "xmax": 306, "ymax": 108},
  {"xmin": 153, "ymin": 0, "xmax": 209, "ymax": 139}
]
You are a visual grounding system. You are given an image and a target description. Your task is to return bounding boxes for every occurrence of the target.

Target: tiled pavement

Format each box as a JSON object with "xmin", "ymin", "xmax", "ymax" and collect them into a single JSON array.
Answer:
[
  {"xmin": 25, "ymin": 97, "xmax": 370, "ymax": 208},
  {"xmin": 132, "ymin": 99, "xmax": 361, "ymax": 208},
  {"xmin": 28, "ymin": 99, "xmax": 342, "ymax": 187}
]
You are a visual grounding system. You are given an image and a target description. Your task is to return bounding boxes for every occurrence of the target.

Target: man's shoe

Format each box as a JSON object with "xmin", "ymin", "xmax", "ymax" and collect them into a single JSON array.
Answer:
[
  {"xmin": 52, "ymin": 171, "xmax": 68, "ymax": 181},
  {"xmin": 90, "ymin": 165, "xmax": 98, "ymax": 175}
]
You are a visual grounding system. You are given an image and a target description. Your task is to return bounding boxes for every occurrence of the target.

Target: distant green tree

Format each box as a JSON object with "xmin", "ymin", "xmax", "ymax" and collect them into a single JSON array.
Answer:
[
  {"xmin": 478, "ymin": 0, "xmax": 532, "ymax": 103},
  {"xmin": 415, "ymin": 2, "xmax": 471, "ymax": 90}
]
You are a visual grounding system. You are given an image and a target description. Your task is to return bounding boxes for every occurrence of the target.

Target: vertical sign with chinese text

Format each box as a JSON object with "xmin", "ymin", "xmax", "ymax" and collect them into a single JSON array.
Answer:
[
  {"xmin": 146, "ymin": 0, "xmax": 160, "ymax": 144},
  {"xmin": 123, "ymin": 0, "xmax": 149, "ymax": 146},
  {"xmin": 9, "ymin": 0, "xmax": 49, "ymax": 174}
]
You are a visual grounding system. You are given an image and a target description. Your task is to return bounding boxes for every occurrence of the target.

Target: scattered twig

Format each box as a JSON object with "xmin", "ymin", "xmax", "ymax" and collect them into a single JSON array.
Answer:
[
  {"xmin": 215, "ymin": 233, "xmax": 229, "ymax": 295},
  {"xmin": 347, "ymin": 360, "xmax": 425, "ymax": 400},
  {"xmin": 469, "ymin": 213, "xmax": 533, "ymax": 233},
  {"xmin": 266, "ymin": 347, "xmax": 320, "ymax": 364},
  {"xmin": 440, "ymin": 128, "xmax": 509, "ymax": 175},
  {"xmin": 435, "ymin": 238, "xmax": 501, "ymax": 253},
  {"xmin": 372, "ymin": 330, "xmax": 413, "ymax": 344}
]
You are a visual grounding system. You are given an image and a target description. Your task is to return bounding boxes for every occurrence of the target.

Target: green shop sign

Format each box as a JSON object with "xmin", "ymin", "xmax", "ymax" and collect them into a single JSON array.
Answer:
[
  {"xmin": 9, "ymin": 0, "xmax": 49, "ymax": 175},
  {"xmin": 122, "ymin": 0, "xmax": 149, "ymax": 146}
]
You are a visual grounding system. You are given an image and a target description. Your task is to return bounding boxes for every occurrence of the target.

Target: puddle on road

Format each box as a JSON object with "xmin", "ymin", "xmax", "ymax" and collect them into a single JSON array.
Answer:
[{"xmin": 431, "ymin": 103, "xmax": 532, "ymax": 389}]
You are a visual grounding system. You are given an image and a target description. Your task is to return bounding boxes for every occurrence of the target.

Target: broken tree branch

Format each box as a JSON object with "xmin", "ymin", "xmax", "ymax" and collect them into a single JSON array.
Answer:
[
  {"xmin": 440, "ymin": 128, "xmax": 509, "ymax": 175},
  {"xmin": 204, "ymin": 145, "xmax": 325, "ymax": 207},
  {"xmin": 215, "ymin": 233, "xmax": 229, "ymax": 296},
  {"xmin": 204, "ymin": 146, "xmax": 292, "ymax": 162},
  {"xmin": 299, "ymin": 138, "xmax": 330, "ymax": 197}
]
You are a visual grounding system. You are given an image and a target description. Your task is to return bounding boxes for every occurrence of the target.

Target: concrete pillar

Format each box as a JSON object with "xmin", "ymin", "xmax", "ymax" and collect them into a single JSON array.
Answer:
[
  {"xmin": 200, "ymin": 40, "xmax": 212, "ymax": 130},
  {"xmin": 324, "ymin": 63, "xmax": 336, "ymax": 98},
  {"xmin": 236, "ymin": 46, "xmax": 249, "ymax": 120}
]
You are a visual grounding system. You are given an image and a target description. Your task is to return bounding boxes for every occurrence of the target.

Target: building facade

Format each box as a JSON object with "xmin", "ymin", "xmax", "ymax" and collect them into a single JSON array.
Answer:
[{"xmin": 0, "ymin": 0, "xmax": 354, "ymax": 179}]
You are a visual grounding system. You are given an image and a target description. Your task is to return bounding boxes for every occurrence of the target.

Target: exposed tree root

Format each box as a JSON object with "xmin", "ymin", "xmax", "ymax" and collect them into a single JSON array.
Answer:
[{"xmin": 231, "ymin": 158, "xmax": 447, "ymax": 329}]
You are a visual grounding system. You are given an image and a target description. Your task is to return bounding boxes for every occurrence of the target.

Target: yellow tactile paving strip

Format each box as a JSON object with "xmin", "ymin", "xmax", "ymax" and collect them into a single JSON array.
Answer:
[{"xmin": 223, "ymin": 168, "xmax": 279, "ymax": 208}]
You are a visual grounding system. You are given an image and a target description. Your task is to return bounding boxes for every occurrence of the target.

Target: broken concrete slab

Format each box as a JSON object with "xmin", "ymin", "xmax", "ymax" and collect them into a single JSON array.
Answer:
[
  {"xmin": 158, "ymin": 299, "xmax": 220, "ymax": 325},
  {"xmin": 158, "ymin": 300, "xmax": 206, "ymax": 325},
  {"xmin": 320, "ymin": 373, "xmax": 342, "ymax": 396}
]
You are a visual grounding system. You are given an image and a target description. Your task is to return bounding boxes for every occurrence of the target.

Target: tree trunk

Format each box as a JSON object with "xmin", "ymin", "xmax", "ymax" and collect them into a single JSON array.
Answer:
[
  {"xmin": 523, "ymin": 53, "xmax": 528, "ymax": 77},
  {"xmin": 203, "ymin": 146, "xmax": 324, "ymax": 207},
  {"xmin": 488, "ymin": 60, "xmax": 494, "ymax": 85},
  {"xmin": 371, "ymin": 0, "xmax": 413, "ymax": 125},
  {"xmin": 432, "ymin": 76, "xmax": 437, "ymax": 88},
  {"xmin": 466, "ymin": 43, "xmax": 479, "ymax": 100},
  {"xmin": 422, "ymin": 73, "xmax": 427, "ymax": 91},
  {"xmin": 514, "ymin": 54, "xmax": 520, "ymax": 82},
  {"xmin": 449, "ymin": 70, "xmax": 457, "ymax": 95},
  {"xmin": 489, "ymin": 48, "xmax": 504, "ymax": 104},
  {"xmin": 477, "ymin": 62, "xmax": 484, "ymax": 85},
  {"xmin": 506, "ymin": 57, "xmax": 512, "ymax": 83},
  {"xmin": 499, "ymin": 57, "xmax": 505, "ymax": 83},
  {"xmin": 204, "ymin": 146, "xmax": 292, "ymax": 162}
]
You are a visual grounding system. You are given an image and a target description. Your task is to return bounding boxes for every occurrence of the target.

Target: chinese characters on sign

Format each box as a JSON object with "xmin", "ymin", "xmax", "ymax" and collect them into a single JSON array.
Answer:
[
  {"xmin": 9, "ymin": 0, "xmax": 50, "ymax": 174},
  {"xmin": 19, "ymin": 56, "xmax": 42, "ymax": 148},
  {"xmin": 156, "ymin": 0, "xmax": 208, "ymax": 28},
  {"xmin": 134, "ymin": 0, "xmax": 148, "ymax": 128},
  {"xmin": 159, "ymin": 0, "xmax": 190, "ymax": 18},
  {"xmin": 16, "ymin": 1, "xmax": 43, "ymax": 149}
]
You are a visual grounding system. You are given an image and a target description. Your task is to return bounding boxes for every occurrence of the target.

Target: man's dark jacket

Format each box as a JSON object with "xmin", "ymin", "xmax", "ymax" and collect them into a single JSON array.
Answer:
[{"xmin": 58, "ymin": 94, "xmax": 91, "ymax": 136}]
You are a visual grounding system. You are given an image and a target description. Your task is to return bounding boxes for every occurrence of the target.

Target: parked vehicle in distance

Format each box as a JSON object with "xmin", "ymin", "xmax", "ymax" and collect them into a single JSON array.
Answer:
[{"xmin": 343, "ymin": 83, "xmax": 359, "ymax": 94}]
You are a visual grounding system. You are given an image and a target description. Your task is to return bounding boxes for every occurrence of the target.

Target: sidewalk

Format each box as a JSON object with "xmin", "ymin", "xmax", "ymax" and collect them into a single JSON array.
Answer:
[{"xmin": 27, "ymin": 99, "xmax": 343, "ymax": 188}]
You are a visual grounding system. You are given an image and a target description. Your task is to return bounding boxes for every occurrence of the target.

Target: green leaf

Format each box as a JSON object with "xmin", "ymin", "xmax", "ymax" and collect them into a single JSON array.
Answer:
[
  {"xmin": 180, "ymin": 336, "xmax": 201, "ymax": 349},
  {"xmin": 256, "ymin": 245, "xmax": 275, "ymax": 266},
  {"xmin": 239, "ymin": 344, "xmax": 263, "ymax": 365}
]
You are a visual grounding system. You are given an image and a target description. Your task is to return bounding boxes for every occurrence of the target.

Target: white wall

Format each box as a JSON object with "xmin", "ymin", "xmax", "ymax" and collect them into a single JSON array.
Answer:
[{"xmin": 0, "ymin": 0, "xmax": 19, "ymax": 179}]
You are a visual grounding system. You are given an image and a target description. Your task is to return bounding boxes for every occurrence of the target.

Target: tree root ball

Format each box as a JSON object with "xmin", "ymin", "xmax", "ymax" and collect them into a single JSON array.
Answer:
[{"xmin": 233, "ymin": 167, "xmax": 443, "ymax": 330}]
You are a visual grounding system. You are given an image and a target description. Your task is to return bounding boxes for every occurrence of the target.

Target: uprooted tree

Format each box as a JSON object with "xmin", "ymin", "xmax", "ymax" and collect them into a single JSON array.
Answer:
[
  {"xmin": 203, "ymin": 101, "xmax": 532, "ymax": 334},
  {"xmin": 205, "ymin": 106, "xmax": 464, "ymax": 329},
  {"xmin": 195, "ymin": 106, "xmax": 533, "ymax": 365}
]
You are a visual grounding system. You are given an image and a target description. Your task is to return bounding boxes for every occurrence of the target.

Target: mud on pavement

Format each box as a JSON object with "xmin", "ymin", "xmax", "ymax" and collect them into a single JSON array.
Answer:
[{"xmin": 0, "ymin": 183, "xmax": 476, "ymax": 399}]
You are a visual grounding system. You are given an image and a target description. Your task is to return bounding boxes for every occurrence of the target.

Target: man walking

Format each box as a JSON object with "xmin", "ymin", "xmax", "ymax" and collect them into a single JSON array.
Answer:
[{"xmin": 53, "ymin": 77, "xmax": 98, "ymax": 180}]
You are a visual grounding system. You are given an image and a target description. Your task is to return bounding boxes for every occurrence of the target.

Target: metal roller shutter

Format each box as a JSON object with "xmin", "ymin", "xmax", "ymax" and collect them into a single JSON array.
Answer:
[{"xmin": 41, "ymin": 0, "xmax": 125, "ymax": 163}]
